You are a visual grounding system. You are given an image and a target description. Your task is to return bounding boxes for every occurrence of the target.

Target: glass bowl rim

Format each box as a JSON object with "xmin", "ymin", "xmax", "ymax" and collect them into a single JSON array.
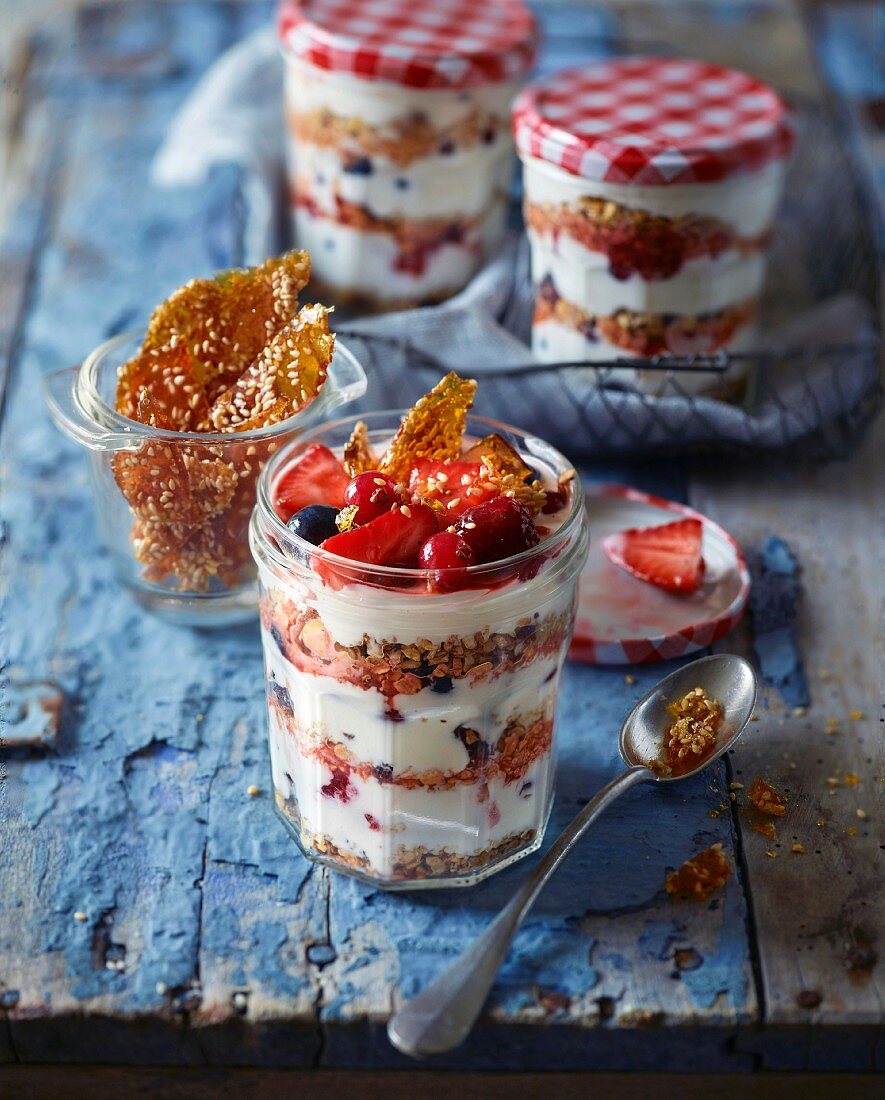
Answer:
[{"xmin": 77, "ymin": 329, "xmax": 366, "ymax": 445}]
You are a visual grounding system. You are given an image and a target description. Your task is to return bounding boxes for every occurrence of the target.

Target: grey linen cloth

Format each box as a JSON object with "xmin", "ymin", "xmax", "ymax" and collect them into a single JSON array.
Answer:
[{"xmin": 152, "ymin": 27, "xmax": 880, "ymax": 456}]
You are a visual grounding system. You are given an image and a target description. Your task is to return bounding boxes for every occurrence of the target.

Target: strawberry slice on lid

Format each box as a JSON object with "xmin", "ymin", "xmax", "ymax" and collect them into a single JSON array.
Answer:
[
  {"xmin": 602, "ymin": 518, "xmax": 704, "ymax": 595},
  {"xmin": 273, "ymin": 443, "xmax": 350, "ymax": 522}
]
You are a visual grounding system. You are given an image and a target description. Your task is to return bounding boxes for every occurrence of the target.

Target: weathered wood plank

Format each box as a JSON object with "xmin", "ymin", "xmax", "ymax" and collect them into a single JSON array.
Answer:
[
  {"xmin": 691, "ymin": 417, "xmax": 884, "ymax": 1041},
  {"xmin": 0, "ymin": 0, "xmax": 879, "ymax": 1073}
]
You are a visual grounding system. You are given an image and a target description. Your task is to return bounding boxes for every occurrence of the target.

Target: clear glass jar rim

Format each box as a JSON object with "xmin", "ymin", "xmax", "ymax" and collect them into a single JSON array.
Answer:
[
  {"xmin": 253, "ymin": 409, "xmax": 588, "ymax": 582},
  {"xmin": 77, "ymin": 330, "xmax": 365, "ymax": 445}
]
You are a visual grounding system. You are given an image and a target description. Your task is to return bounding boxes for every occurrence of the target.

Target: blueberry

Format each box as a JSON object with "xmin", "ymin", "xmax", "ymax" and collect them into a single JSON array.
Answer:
[
  {"xmin": 286, "ymin": 505, "xmax": 339, "ymax": 550},
  {"xmin": 268, "ymin": 681, "xmax": 293, "ymax": 713},
  {"xmin": 343, "ymin": 155, "xmax": 373, "ymax": 175},
  {"xmin": 430, "ymin": 675, "xmax": 453, "ymax": 694}
]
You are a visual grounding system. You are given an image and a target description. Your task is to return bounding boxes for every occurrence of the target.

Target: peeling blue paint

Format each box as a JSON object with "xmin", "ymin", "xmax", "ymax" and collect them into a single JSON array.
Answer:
[{"xmin": 748, "ymin": 536, "xmax": 809, "ymax": 707}]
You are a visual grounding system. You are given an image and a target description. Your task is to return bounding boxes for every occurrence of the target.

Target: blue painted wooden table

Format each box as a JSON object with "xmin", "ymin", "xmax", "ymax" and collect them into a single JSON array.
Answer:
[{"xmin": 0, "ymin": 0, "xmax": 882, "ymax": 1085}]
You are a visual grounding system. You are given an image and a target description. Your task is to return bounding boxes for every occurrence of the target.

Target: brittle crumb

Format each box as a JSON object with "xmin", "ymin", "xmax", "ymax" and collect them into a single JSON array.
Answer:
[
  {"xmin": 748, "ymin": 776, "xmax": 787, "ymax": 816},
  {"xmin": 666, "ymin": 843, "xmax": 731, "ymax": 900}
]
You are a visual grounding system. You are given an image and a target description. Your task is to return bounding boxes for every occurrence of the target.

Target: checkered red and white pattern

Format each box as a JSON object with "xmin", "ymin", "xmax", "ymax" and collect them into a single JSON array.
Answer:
[
  {"xmin": 569, "ymin": 485, "xmax": 751, "ymax": 666},
  {"xmin": 513, "ymin": 58, "xmax": 793, "ymax": 184},
  {"xmin": 278, "ymin": 0, "xmax": 537, "ymax": 90}
]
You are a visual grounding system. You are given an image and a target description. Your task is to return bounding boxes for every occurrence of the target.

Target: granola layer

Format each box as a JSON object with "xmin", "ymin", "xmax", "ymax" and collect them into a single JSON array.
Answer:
[
  {"xmin": 534, "ymin": 277, "xmax": 756, "ymax": 358},
  {"xmin": 293, "ymin": 187, "xmax": 498, "ymax": 277},
  {"xmin": 526, "ymin": 197, "xmax": 771, "ymax": 281},
  {"xmin": 297, "ymin": 824, "xmax": 537, "ymax": 882},
  {"xmin": 273, "ymin": 700, "xmax": 553, "ymax": 791},
  {"xmin": 262, "ymin": 597, "xmax": 572, "ymax": 694},
  {"xmin": 288, "ymin": 106, "xmax": 506, "ymax": 168}
]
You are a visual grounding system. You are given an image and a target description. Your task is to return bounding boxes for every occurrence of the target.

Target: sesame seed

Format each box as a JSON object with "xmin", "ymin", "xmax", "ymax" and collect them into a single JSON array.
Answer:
[
  {"xmin": 74, "ymin": 911, "xmax": 87, "ymax": 922},
  {"xmin": 247, "ymin": 784, "xmax": 260, "ymax": 797}
]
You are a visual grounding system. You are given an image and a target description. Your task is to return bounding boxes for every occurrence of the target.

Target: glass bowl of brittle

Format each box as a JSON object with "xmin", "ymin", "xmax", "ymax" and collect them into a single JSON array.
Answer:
[
  {"xmin": 250, "ymin": 372, "xmax": 589, "ymax": 888},
  {"xmin": 45, "ymin": 251, "xmax": 366, "ymax": 626}
]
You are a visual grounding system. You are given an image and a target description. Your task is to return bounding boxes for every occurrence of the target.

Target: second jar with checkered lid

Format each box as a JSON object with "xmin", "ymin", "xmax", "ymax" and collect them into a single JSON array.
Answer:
[
  {"xmin": 278, "ymin": 0, "xmax": 537, "ymax": 311},
  {"xmin": 513, "ymin": 58, "xmax": 794, "ymax": 395}
]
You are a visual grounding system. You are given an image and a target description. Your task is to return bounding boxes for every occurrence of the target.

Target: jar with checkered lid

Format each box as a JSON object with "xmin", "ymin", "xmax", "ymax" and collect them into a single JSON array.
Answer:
[
  {"xmin": 278, "ymin": 0, "xmax": 537, "ymax": 311},
  {"xmin": 512, "ymin": 58, "xmax": 794, "ymax": 396}
]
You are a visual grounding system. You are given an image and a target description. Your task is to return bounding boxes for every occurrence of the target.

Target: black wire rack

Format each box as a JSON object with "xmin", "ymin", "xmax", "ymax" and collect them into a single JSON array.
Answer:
[{"xmin": 337, "ymin": 98, "xmax": 882, "ymax": 462}]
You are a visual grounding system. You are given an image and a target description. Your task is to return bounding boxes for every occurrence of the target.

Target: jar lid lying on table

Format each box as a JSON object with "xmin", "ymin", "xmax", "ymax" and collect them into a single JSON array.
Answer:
[
  {"xmin": 513, "ymin": 57, "xmax": 794, "ymax": 184},
  {"xmin": 277, "ymin": 0, "xmax": 538, "ymax": 90}
]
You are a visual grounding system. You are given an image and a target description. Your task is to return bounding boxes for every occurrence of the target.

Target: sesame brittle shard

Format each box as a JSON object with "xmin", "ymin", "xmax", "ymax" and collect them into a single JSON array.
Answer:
[
  {"xmin": 343, "ymin": 420, "xmax": 377, "ymax": 477},
  {"xmin": 463, "ymin": 433, "xmax": 546, "ymax": 515},
  {"xmin": 109, "ymin": 251, "xmax": 331, "ymax": 592},
  {"xmin": 117, "ymin": 341, "xmax": 212, "ymax": 432},
  {"xmin": 141, "ymin": 249, "xmax": 311, "ymax": 397},
  {"xmin": 665, "ymin": 843, "xmax": 731, "ymax": 900},
  {"xmin": 380, "ymin": 372, "xmax": 477, "ymax": 484},
  {"xmin": 209, "ymin": 304, "xmax": 335, "ymax": 432}
]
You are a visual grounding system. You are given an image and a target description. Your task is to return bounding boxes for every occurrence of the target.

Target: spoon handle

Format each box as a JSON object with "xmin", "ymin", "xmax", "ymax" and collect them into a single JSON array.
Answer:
[{"xmin": 387, "ymin": 764, "xmax": 651, "ymax": 1058}]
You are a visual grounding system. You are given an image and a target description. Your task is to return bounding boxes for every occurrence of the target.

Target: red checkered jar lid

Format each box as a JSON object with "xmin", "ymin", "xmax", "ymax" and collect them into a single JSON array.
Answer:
[
  {"xmin": 278, "ymin": 0, "xmax": 537, "ymax": 91},
  {"xmin": 513, "ymin": 58, "xmax": 794, "ymax": 185}
]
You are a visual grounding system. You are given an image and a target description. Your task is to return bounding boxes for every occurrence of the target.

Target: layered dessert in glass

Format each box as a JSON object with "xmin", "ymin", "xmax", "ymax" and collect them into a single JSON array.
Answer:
[
  {"xmin": 250, "ymin": 375, "xmax": 589, "ymax": 887},
  {"xmin": 278, "ymin": 0, "xmax": 537, "ymax": 310},
  {"xmin": 513, "ymin": 58, "xmax": 793, "ymax": 394}
]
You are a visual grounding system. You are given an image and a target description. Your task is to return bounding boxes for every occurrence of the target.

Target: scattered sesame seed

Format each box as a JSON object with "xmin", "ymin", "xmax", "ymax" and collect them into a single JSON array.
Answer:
[
  {"xmin": 849, "ymin": 709, "xmax": 864, "ymax": 720},
  {"xmin": 791, "ymin": 843, "xmax": 805, "ymax": 854},
  {"xmin": 156, "ymin": 982, "xmax": 168, "ymax": 995},
  {"xmin": 625, "ymin": 674, "xmax": 636, "ymax": 685},
  {"xmin": 247, "ymin": 784, "xmax": 260, "ymax": 797},
  {"xmin": 856, "ymin": 808, "xmax": 868, "ymax": 820},
  {"xmin": 74, "ymin": 911, "xmax": 87, "ymax": 922}
]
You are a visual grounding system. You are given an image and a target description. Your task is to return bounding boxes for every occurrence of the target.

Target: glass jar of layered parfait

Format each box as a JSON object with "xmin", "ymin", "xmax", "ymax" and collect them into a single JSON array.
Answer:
[
  {"xmin": 278, "ymin": 0, "xmax": 537, "ymax": 310},
  {"xmin": 513, "ymin": 58, "xmax": 794, "ymax": 395},
  {"xmin": 250, "ymin": 374, "xmax": 589, "ymax": 888}
]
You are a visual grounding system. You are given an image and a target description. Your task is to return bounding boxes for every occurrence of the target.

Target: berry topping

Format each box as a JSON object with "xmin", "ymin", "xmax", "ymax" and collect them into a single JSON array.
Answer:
[
  {"xmin": 418, "ymin": 531, "xmax": 475, "ymax": 592},
  {"xmin": 418, "ymin": 531, "xmax": 475, "ymax": 571},
  {"xmin": 456, "ymin": 497, "xmax": 540, "ymax": 564},
  {"xmin": 273, "ymin": 443, "xmax": 349, "ymax": 522},
  {"xmin": 602, "ymin": 517, "xmax": 704, "ymax": 595},
  {"xmin": 320, "ymin": 502, "xmax": 438, "ymax": 569},
  {"xmin": 409, "ymin": 459, "xmax": 498, "ymax": 519},
  {"xmin": 343, "ymin": 470, "xmax": 401, "ymax": 525},
  {"xmin": 286, "ymin": 504, "xmax": 339, "ymax": 547}
]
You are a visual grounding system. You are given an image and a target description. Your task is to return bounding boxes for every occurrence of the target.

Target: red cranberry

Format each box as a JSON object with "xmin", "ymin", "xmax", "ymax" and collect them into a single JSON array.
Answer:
[
  {"xmin": 343, "ymin": 470, "xmax": 400, "ymax": 525},
  {"xmin": 456, "ymin": 497, "xmax": 539, "ymax": 564},
  {"xmin": 320, "ymin": 768, "xmax": 355, "ymax": 803},
  {"xmin": 542, "ymin": 488, "xmax": 569, "ymax": 515},
  {"xmin": 419, "ymin": 531, "xmax": 475, "ymax": 592}
]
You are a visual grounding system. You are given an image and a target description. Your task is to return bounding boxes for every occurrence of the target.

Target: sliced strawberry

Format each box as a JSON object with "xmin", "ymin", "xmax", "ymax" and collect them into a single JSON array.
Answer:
[
  {"xmin": 409, "ymin": 459, "xmax": 499, "ymax": 519},
  {"xmin": 273, "ymin": 443, "xmax": 350, "ymax": 522},
  {"xmin": 602, "ymin": 518, "xmax": 704, "ymax": 595},
  {"xmin": 320, "ymin": 503, "xmax": 438, "ymax": 571}
]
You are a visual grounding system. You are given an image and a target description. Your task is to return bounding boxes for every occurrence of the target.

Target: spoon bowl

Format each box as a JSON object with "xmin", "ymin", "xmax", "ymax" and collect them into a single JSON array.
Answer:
[{"xmin": 620, "ymin": 653, "xmax": 757, "ymax": 779}]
